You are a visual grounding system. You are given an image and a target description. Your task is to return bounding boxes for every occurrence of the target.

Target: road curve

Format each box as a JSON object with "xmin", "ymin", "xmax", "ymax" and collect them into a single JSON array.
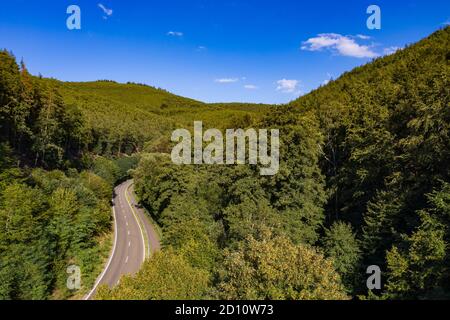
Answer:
[{"xmin": 84, "ymin": 179, "xmax": 161, "ymax": 300}]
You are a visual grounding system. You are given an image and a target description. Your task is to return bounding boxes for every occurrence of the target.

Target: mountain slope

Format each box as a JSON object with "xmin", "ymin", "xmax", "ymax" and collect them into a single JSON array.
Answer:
[
  {"xmin": 269, "ymin": 26, "xmax": 449, "ymax": 298},
  {"xmin": 105, "ymin": 26, "xmax": 450, "ymax": 300},
  {"xmin": 44, "ymin": 79, "xmax": 272, "ymax": 156}
]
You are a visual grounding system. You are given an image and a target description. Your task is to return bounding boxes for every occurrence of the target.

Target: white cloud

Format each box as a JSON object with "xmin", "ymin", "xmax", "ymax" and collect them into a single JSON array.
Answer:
[
  {"xmin": 276, "ymin": 79, "xmax": 300, "ymax": 93},
  {"xmin": 244, "ymin": 84, "xmax": 258, "ymax": 90},
  {"xmin": 301, "ymin": 33, "xmax": 378, "ymax": 58},
  {"xmin": 355, "ymin": 34, "xmax": 371, "ymax": 40},
  {"xmin": 197, "ymin": 46, "xmax": 207, "ymax": 51},
  {"xmin": 98, "ymin": 3, "xmax": 113, "ymax": 17},
  {"xmin": 383, "ymin": 46, "xmax": 401, "ymax": 55},
  {"xmin": 215, "ymin": 78, "xmax": 239, "ymax": 83},
  {"xmin": 167, "ymin": 31, "xmax": 184, "ymax": 37}
]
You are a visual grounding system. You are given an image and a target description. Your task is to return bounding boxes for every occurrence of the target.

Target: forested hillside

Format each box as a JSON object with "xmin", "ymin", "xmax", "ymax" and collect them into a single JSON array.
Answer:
[
  {"xmin": 0, "ymin": 50, "xmax": 118, "ymax": 299},
  {"xmin": 50, "ymin": 79, "xmax": 270, "ymax": 156},
  {"xmin": 97, "ymin": 27, "xmax": 449, "ymax": 300},
  {"xmin": 1, "ymin": 26, "xmax": 448, "ymax": 301},
  {"xmin": 0, "ymin": 48, "xmax": 270, "ymax": 299},
  {"xmin": 290, "ymin": 26, "xmax": 450, "ymax": 299}
]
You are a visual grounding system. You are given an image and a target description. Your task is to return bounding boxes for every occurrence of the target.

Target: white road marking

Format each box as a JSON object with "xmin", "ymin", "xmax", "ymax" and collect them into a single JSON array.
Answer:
[
  {"xmin": 85, "ymin": 181, "xmax": 150, "ymax": 300},
  {"xmin": 126, "ymin": 221, "xmax": 128, "ymax": 226},
  {"xmin": 125, "ymin": 182, "xmax": 147, "ymax": 262},
  {"xmin": 84, "ymin": 201, "xmax": 118, "ymax": 300}
]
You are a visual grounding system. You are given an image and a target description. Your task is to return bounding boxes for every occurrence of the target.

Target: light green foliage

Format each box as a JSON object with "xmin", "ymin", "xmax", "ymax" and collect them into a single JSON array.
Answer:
[
  {"xmin": 96, "ymin": 250, "xmax": 211, "ymax": 300},
  {"xmin": 49, "ymin": 80, "xmax": 271, "ymax": 156},
  {"xmin": 217, "ymin": 232, "xmax": 348, "ymax": 300}
]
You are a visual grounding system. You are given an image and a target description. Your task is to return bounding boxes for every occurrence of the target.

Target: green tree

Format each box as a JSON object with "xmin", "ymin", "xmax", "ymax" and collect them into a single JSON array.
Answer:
[
  {"xmin": 96, "ymin": 250, "xmax": 211, "ymax": 300},
  {"xmin": 322, "ymin": 222, "xmax": 361, "ymax": 293},
  {"xmin": 385, "ymin": 183, "xmax": 450, "ymax": 299},
  {"xmin": 217, "ymin": 232, "xmax": 348, "ymax": 300},
  {"xmin": 260, "ymin": 111, "xmax": 327, "ymax": 244}
]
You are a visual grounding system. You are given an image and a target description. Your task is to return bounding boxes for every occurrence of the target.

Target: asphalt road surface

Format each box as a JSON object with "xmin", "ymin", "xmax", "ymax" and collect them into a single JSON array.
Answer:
[{"xmin": 85, "ymin": 179, "xmax": 161, "ymax": 299}]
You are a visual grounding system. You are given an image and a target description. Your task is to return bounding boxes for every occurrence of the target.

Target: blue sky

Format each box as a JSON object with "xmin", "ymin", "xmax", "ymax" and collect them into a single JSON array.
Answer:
[{"xmin": 0, "ymin": 0, "xmax": 448, "ymax": 104}]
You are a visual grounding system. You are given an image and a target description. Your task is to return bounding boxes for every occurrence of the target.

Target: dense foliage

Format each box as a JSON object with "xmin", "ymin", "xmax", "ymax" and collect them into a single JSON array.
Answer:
[
  {"xmin": 289, "ymin": 26, "xmax": 450, "ymax": 299},
  {"xmin": 100, "ymin": 27, "xmax": 449, "ymax": 300},
  {"xmin": 2, "ymin": 26, "xmax": 449, "ymax": 300},
  {"xmin": 0, "ymin": 48, "xmax": 271, "ymax": 300},
  {"xmin": 50, "ymin": 79, "xmax": 270, "ymax": 156},
  {"xmin": 0, "ymin": 163, "xmax": 113, "ymax": 299},
  {"xmin": 98, "ymin": 108, "xmax": 348, "ymax": 299}
]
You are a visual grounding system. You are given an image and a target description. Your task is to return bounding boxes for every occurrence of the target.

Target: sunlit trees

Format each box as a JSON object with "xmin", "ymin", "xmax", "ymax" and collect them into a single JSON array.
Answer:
[
  {"xmin": 217, "ymin": 232, "xmax": 348, "ymax": 300},
  {"xmin": 1, "ymin": 26, "xmax": 449, "ymax": 300},
  {"xmin": 96, "ymin": 250, "xmax": 211, "ymax": 300}
]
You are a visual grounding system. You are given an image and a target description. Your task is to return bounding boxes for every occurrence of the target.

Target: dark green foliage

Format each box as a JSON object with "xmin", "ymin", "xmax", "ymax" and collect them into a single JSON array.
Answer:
[
  {"xmin": 127, "ymin": 27, "xmax": 450, "ymax": 300},
  {"xmin": 92, "ymin": 157, "xmax": 121, "ymax": 186},
  {"xmin": 385, "ymin": 183, "xmax": 450, "ymax": 299},
  {"xmin": 0, "ymin": 49, "xmax": 270, "ymax": 300},
  {"xmin": 0, "ymin": 51, "xmax": 85, "ymax": 169},
  {"xmin": 260, "ymin": 110, "xmax": 327, "ymax": 244},
  {"xmin": 322, "ymin": 222, "xmax": 361, "ymax": 293},
  {"xmin": 0, "ymin": 169, "xmax": 112, "ymax": 299},
  {"xmin": 1, "ymin": 52, "xmax": 116, "ymax": 299},
  {"xmin": 130, "ymin": 110, "xmax": 332, "ymax": 297},
  {"xmin": 2, "ymin": 27, "xmax": 450, "ymax": 300},
  {"xmin": 286, "ymin": 26, "xmax": 450, "ymax": 298}
]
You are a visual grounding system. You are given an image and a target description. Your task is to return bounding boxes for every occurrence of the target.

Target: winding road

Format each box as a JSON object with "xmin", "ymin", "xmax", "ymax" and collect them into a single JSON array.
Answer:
[{"xmin": 85, "ymin": 179, "xmax": 161, "ymax": 300}]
